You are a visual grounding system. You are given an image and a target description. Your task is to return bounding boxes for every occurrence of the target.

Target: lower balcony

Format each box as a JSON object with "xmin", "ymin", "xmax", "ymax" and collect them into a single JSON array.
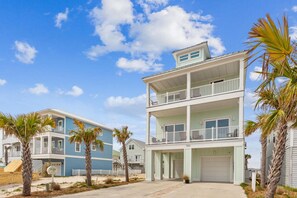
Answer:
[{"xmin": 150, "ymin": 126, "xmax": 239, "ymax": 145}]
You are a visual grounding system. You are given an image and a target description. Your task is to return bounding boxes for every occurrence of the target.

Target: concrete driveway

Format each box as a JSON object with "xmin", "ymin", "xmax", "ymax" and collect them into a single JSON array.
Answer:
[{"xmin": 58, "ymin": 181, "xmax": 246, "ymax": 198}]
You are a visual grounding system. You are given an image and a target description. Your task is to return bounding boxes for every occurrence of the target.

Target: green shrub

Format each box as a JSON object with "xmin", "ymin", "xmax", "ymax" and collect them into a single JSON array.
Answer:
[
  {"xmin": 52, "ymin": 182, "xmax": 61, "ymax": 191},
  {"xmin": 240, "ymin": 183, "xmax": 248, "ymax": 188}
]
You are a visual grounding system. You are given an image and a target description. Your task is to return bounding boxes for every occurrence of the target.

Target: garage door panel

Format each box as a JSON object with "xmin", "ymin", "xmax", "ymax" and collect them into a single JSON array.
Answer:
[{"xmin": 201, "ymin": 156, "xmax": 231, "ymax": 182}]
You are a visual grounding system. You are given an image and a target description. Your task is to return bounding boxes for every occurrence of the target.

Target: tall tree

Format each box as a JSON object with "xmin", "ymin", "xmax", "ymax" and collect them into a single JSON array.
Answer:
[
  {"xmin": 69, "ymin": 119, "xmax": 104, "ymax": 186},
  {"xmin": 0, "ymin": 112, "xmax": 55, "ymax": 196},
  {"xmin": 247, "ymin": 14, "xmax": 297, "ymax": 197},
  {"xmin": 113, "ymin": 126, "xmax": 132, "ymax": 182},
  {"xmin": 245, "ymin": 114, "xmax": 270, "ymax": 188}
]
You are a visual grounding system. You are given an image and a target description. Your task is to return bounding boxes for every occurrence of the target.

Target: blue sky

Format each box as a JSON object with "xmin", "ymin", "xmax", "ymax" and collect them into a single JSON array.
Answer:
[{"xmin": 1, "ymin": 0, "xmax": 297, "ymax": 168}]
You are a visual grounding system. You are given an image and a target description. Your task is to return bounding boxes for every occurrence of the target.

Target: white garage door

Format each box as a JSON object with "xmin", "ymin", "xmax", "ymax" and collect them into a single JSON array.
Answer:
[
  {"xmin": 201, "ymin": 156, "xmax": 231, "ymax": 182},
  {"xmin": 51, "ymin": 162, "xmax": 62, "ymax": 176}
]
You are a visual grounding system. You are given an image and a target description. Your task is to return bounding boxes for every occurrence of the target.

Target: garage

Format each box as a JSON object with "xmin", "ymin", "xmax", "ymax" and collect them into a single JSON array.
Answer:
[{"xmin": 201, "ymin": 156, "xmax": 231, "ymax": 182}]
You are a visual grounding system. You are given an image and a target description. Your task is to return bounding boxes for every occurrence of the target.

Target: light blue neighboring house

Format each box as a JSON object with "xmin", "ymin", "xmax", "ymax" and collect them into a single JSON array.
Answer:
[{"xmin": 1, "ymin": 109, "xmax": 113, "ymax": 176}]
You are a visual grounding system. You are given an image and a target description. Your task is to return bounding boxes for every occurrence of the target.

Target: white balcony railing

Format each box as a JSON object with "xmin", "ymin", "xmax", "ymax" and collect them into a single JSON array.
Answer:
[
  {"xmin": 151, "ymin": 131, "xmax": 187, "ymax": 144},
  {"xmin": 149, "ymin": 78, "xmax": 239, "ymax": 106},
  {"xmin": 149, "ymin": 126, "xmax": 239, "ymax": 145},
  {"xmin": 191, "ymin": 126, "xmax": 239, "ymax": 141}
]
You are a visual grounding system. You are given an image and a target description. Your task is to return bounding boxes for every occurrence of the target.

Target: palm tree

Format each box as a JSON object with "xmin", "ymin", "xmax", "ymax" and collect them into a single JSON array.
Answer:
[
  {"xmin": 244, "ymin": 154, "xmax": 251, "ymax": 170},
  {"xmin": 69, "ymin": 119, "xmax": 104, "ymax": 186},
  {"xmin": 0, "ymin": 112, "xmax": 55, "ymax": 196},
  {"xmin": 247, "ymin": 14, "xmax": 297, "ymax": 198},
  {"xmin": 113, "ymin": 126, "xmax": 132, "ymax": 182},
  {"xmin": 245, "ymin": 114, "xmax": 270, "ymax": 188}
]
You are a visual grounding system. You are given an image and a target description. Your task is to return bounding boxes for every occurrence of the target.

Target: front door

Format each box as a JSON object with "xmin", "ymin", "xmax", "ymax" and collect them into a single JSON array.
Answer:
[{"xmin": 205, "ymin": 120, "xmax": 216, "ymax": 139}]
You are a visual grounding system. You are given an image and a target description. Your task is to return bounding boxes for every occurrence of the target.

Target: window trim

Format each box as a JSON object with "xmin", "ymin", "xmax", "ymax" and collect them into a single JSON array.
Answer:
[
  {"xmin": 190, "ymin": 50, "xmax": 200, "ymax": 59},
  {"xmin": 75, "ymin": 142, "xmax": 81, "ymax": 152},
  {"xmin": 204, "ymin": 117, "xmax": 231, "ymax": 129},
  {"xmin": 179, "ymin": 54, "xmax": 189, "ymax": 62},
  {"xmin": 164, "ymin": 123, "xmax": 186, "ymax": 133}
]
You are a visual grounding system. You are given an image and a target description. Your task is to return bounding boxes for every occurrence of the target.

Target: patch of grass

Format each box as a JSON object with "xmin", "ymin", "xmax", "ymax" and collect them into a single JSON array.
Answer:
[
  {"xmin": 8, "ymin": 178, "xmax": 144, "ymax": 198},
  {"xmin": 283, "ymin": 185, "xmax": 297, "ymax": 192},
  {"xmin": 240, "ymin": 183, "xmax": 248, "ymax": 188},
  {"xmin": 241, "ymin": 184, "xmax": 297, "ymax": 198},
  {"xmin": 104, "ymin": 177, "xmax": 114, "ymax": 184}
]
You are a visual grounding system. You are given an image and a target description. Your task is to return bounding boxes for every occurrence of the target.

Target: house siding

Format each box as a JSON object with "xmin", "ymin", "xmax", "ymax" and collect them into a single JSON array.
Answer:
[
  {"xmin": 120, "ymin": 140, "xmax": 144, "ymax": 163},
  {"xmin": 64, "ymin": 157, "xmax": 112, "ymax": 176}
]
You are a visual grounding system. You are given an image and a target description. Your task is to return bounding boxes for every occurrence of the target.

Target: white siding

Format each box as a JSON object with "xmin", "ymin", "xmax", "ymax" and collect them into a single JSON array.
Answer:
[{"xmin": 120, "ymin": 140, "xmax": 145, "ymax": 165}]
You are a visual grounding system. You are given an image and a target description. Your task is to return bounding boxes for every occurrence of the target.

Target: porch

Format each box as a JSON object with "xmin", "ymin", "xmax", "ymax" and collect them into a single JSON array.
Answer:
[
  {"xmin": 145, "ymin": 146, "xmax": 245, "ymax": 185},
  {"xmin": 147, "ymin": 98, "xmax": 243, "ymax": 145}
]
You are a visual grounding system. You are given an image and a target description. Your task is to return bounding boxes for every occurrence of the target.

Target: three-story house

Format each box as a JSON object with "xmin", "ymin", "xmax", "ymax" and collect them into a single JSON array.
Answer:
[{"xmin": 143, "ymin": 42, "xmax": 246, "ymax": 184}]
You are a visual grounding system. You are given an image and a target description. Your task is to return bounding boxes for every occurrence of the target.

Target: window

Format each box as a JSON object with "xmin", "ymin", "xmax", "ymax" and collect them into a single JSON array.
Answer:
[
  {"xmin": 75, "ymin": 142, "xmax": 81, "ymax": 152},
  {"xmin": 58, "ymin": 140, "xmax": 63, "ymax": 149},
  {"xmin": 273, "ymin": 136, "xmax": 275, "ymax": 143},
  {"xmin": 179, "ymin": 54, "xmax": 188, "ymax": 62},
  {"xmin": 15, "ymin": 145, "xmax": 20, "ymax": 152},
  {"xmin": 190, "ymin": 51, "xmax": 200, "ymax": 58},
  {"xmin": 205, "ymin": 118, "xmax": 230, "ymax": 139},
  {"xmin": 129, "ymin": 145, "xmax": 134, "ymax": 150},
  {"xmin": 92, "ymin": 143, "xmax": 96, "ymax": 151}
]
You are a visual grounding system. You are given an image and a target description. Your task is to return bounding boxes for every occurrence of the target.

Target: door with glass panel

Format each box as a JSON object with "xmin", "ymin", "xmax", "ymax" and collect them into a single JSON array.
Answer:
[
  {"xmin": 165, "ymin": 125, "xmax": 174, "ymax": 142},
  {"xmin": 205, "ymin": 118, "xmax": 229, "ymax": 140}
]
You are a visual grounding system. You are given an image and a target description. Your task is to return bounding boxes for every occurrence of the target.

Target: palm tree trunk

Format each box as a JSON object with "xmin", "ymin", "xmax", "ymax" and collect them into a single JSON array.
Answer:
[
  {"xmin": 266, "ymin": 124, "xmax": 287, "ymax": 198},
  {"xmin": 85, "ymin": 143, "xmax": 92, "ymax": 186},
  {"xmin": 261, "ymin": 137, "xmax": 267, "ymax": 188},
  {"xmin": 122, "ymin": 142, "xmax": 129, "ymax": 182},
  {"xmin": 22, "ymin": 142, "xmax": 32, "ymax": 196}
]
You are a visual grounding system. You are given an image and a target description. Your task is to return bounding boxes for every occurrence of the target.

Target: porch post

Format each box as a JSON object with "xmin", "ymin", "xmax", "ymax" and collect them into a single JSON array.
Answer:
[
  {"xmin": 48, "ymin": 134, "xmax": 52, "ymax": 154},
  {"xmin": 146, "ymin": 83, "xmax": 150, "ymax": 107},
  {"xmin": 184, "ymin": 148, "xmax": 192, "ymax": 182},
  {"xmin": 146, "ymin": 112, "xmax": 151, "ymax": 144},
  {"xmin": 187, "ymin": 73, "xmax": 191, "ymax": 99},
  {"xmin": 234, "ymin": 146, "xmax": 245, "ymax": 184},
  {"xmin": 155, "ymin": 151, "xmax": 162, "ymax": 180},
  {"xmin": 32, "ymin": 137, "xmax": 36, "ymax": 155},
  {"xmin": 239, "ymin": 58, "xmax": 244, "ymax": 90},
  {"xmin": 239, "ymin": 97, "xmax": 244, "ymax": 138},
  {"xmin": 145, "ymin": 149, "xmax": 154, "ymax": 181},
  {"xmin": 163, "ymin": 152, "xmax": 171, "ymax": 179},
  {"xmin": 186, "ymin": 105, "xmax": 191, "ymax": 142},
  {"xmin": 40, "ymin": 137, "xmax": 43, "ymax": 154}
]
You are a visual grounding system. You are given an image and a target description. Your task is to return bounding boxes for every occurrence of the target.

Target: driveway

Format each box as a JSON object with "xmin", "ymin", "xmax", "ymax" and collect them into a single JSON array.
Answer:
[{"xmin": 58, "ymin": 181, "xmax": 246, "ymax": 198}]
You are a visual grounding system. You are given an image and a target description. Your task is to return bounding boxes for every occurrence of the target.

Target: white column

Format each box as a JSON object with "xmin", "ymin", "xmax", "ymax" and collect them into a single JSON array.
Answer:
[
  {"xmin": 40, "ymin": 137, "xmax": 43, "ymax": 154},
  {"xmin": 155, "ymin": 151, "xmax": 162, "ymax": 180},
  {"xmin": 239, "ymin": 58, "xmax": 244, "ymax": 90},
  {"xmin": 32, "ymin": 137, "xmax": 36, "ymax": 155},
  {"xmin": 186, "ymin": 73, "xmax": 191, "ymax": 99},
  {"xmin": 234, "ymin": 146, "xmax": 245, "ymax": 185},
  {"xmin": 186, "ymin": 105, "xmax": 191, "ymax": 142},
  {"xmin": 145, "ymin": 149, "xmax": 154, "ymax": 181},
  {"xmin": 146, "ymin": 83, "xmax": 150, "ymax": 107},
  {"xmin": 184, "ymin": 148, "xmax": 192, "ymax": 182},
  {"xmin": 48, "ymin": 134, "xmax": 52, "ymax": 154},
  {"xmin": 163, "ymin": 153, "xmax": 171, "ymax": 179},
  {"xmin": 146, "ymin": 112, "xmax": 151, "ymax": 144},
  {"xmin": 239, "ymin": 97, "xmax": 244, "ymax": 138}
]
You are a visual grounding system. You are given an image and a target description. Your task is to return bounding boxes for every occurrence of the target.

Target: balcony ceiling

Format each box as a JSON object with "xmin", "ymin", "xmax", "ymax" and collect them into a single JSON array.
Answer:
[
  {"xmin": 151, "ymin": 98, "xmax": 238, "ymax": 117},
  {"xmin": 151, "ymin": 61, "xmax": 239, "ymax": 93}
]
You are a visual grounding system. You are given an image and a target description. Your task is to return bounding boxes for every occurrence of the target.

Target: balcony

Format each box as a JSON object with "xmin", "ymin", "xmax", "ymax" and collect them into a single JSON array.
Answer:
[
  {"xmin": 150, "ymin": 78, "xmax": 239, "ymax": 107},
  {"xmin": 50, "ymin": 127, "xmax": 64, "ymax": 134},
  {"xmin": 150, "ymin": 126, "xmax": 239, "ymax": 145}
]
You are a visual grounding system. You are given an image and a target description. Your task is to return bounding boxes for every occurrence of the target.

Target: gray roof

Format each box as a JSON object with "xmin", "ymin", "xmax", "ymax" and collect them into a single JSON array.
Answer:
[
  {"xmin": 131, "ymin": 138, "xmax": 145, "ymax": 148},
  {"xmin": 142, "ymin": 50, "xmax": 247, "ymax": 81}
]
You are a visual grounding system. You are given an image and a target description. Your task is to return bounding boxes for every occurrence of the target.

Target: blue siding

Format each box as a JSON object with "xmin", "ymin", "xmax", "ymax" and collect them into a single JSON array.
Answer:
[
  {"xmin": 65, "ymin": 157, "xmax": 112, "ymax": 176},
  {"xmin": 65, "ymin": 117, "xmax": 113, "ymax": 144},
  {"xmin": 65, "ymin": 136, "xmax": 112, "ymax": 159}
]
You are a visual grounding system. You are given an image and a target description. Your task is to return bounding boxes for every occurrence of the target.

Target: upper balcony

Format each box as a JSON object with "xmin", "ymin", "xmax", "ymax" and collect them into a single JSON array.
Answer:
[
  {"xmin": 150, "ymin": 78, "xmax": 240, "ymax": 106},
  {"xmin": 145, "ymin": 53, "xmax": 246, "ymax": 110}
]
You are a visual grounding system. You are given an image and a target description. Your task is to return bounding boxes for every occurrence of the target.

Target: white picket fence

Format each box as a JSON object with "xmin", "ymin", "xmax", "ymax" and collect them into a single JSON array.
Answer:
[{"xmin": 72, "ymin": 169, "xmax": 141, "ymax": 176}]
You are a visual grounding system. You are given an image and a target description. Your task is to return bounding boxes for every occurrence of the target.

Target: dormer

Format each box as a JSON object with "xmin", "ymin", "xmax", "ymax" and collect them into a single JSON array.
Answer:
[{"xmin": 172, "ymin": 42, "xmax": 211, "ymax": 68}]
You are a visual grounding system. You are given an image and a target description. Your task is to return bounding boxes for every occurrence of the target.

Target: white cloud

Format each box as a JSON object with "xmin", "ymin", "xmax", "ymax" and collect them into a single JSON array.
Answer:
[
  {"xmin": 292, "ymin": 5, "xmax": 297, "ymax": 12},
  {"xmin": 245, "ymin": 89, "xmax": 258, "ymax": 108},
  {"xmin": 66, "ymin": 86, "xmax": 84, "ymax": 97},
  {"xmin": 0, "ymin": 79, "xmax": 7, "ymax": 86},
  {"xmin": 28, "ymin": 84, "xmax": 49, "ymax": 95},
  {"xmin": 290, "ymin": 26, "xmax": 297, "ymax": 41},
  {"xmin": 14, "ymin": 41, "xmax": 37, "ymax": 64},
  {"xmin": 85, "ymin": 0, "xmax": 133, "ymax": 59},
  {"xmin": 277, "ymin": 77, "xmax": 287, "ymax": 84},
  {"xmin": 55, "ymin": 8, "xmax": 69, "ymax": 28},
  {"xmin": 86, "ymin": 2, "xmax": 225, "ymax": 73},
  {"xmin": 249, "ymin": 66, "xmax": 262, "ymax": 81},
  {"xmin": 116, "ymin": 57, "xmax": 162, "ymax": 73},
  {"xmin": 105, "ymin": 94, "xmax": 146, "ymax": 117},
  {"xmin": 138, "ymin": 0, "xmax": 169, "ymax": 14}
]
